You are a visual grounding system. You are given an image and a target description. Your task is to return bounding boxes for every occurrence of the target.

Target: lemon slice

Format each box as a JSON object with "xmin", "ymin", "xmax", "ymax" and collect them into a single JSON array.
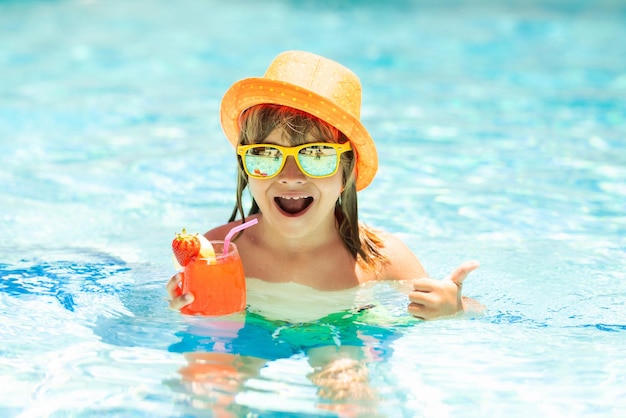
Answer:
[
  {"xmin": 172, "ymin": 254, "xmax": 183, "ymax": 270},
  {"xmin": 197, "ymin": 234, "xmax": 216, "ymax": 260}
]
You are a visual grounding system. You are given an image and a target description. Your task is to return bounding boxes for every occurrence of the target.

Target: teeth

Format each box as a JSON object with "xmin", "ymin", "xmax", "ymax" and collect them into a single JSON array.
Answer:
[{"xmin": 282, "ymin": 196, "xmax": 309, "ymax": 200}]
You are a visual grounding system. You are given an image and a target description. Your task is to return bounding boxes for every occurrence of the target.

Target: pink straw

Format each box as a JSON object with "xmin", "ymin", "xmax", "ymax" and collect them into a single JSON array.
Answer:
[{"xmin": 223, "ymin": 218, "xmax": 258, "ymax": 253}]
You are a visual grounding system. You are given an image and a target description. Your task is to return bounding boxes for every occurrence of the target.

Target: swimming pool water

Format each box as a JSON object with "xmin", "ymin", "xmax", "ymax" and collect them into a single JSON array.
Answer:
[{"xmin": 1, "ymin": 0, "xmax": 625, "ymax": 416}]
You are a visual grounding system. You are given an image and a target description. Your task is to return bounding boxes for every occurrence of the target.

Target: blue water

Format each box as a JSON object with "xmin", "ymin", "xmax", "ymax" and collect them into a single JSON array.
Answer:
[{"xmin": 1, "ymin": 0, "xmax": 625, "ymax": 416}]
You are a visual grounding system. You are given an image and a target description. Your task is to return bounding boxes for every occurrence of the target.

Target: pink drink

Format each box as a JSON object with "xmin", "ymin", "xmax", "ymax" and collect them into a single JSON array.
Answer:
[{"xmin": 181, "ymin": 241, "xmax": 246, "ymax": 316}]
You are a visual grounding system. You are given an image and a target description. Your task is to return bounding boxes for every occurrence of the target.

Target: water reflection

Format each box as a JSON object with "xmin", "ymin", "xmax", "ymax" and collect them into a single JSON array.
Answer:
[{"xmin": 166, "ymin": 282, "xmax": 411, "ymax": 415}]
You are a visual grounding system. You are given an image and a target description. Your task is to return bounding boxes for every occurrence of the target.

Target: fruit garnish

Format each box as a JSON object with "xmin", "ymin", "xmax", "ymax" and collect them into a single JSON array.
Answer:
[
  {"xmin": 172, "ymin": 228, "xmax": 216, "ymax": 269},
  {"xmin": 197, "ymin": 234, "xmax": 216, "ymax": 260},
  {"xmin": 172, "ymin": 228, "xmax": 199, "ymax": 267}
]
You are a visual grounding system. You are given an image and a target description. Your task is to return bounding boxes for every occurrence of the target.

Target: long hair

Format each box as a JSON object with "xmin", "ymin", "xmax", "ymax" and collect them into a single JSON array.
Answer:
[{"xmin": 228, "ymin": 104, "xmax": 387, "ymax": 269}]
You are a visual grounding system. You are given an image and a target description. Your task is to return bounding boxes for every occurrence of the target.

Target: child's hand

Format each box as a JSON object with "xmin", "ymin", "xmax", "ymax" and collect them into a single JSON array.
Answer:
[
  {"xmin": 166, "ymin": 272, "xmax": 194, "ymax": 310},
  {"xmin": 407, "ymin": 261, "xmax": 480, "ymax": 320}
]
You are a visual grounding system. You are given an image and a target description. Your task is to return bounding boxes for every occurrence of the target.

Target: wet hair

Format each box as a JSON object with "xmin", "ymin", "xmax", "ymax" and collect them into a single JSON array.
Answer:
[{"xmin": 228, "ymin": 104, "xmax": 388, "ymax": 269}]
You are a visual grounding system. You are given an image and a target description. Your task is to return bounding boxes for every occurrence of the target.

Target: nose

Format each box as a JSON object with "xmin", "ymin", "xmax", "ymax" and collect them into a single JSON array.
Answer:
[{"xmin": 278, "ymin": 156, "xmax": 306, "ymax": 183}]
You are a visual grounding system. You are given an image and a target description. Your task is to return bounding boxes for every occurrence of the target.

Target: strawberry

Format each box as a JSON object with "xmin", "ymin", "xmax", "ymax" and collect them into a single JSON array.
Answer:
[{"xmin": 172, "ymin": 228, "xmax": 200, "ymax": 267}]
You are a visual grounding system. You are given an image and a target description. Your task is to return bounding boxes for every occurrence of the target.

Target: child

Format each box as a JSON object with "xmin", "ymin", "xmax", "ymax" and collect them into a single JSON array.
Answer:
[{"xmin": 167, "ymin": 50, "xmax": 481, "ymax": 320}]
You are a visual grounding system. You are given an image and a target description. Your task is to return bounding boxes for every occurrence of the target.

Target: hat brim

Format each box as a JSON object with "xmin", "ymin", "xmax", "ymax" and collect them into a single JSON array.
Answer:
[{"xmin": 220, "ymin": 77, "xmax": 377, "ymax": 191}]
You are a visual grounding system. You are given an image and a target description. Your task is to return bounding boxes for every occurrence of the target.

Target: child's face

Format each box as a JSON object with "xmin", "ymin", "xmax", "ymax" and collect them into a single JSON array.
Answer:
[{"xmin": 248, "ymin": 127, "xmax": 344, "ymax": 240}]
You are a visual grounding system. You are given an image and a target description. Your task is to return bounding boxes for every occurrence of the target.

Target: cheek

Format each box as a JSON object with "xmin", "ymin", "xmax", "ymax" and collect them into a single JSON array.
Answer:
[
  {"xmin": 320, "ymin": 172, "xmax": 344, "ymax": 197},
  {"xmin": 248, "ymin": 179, "xmax": 267, "ymax": 199}
]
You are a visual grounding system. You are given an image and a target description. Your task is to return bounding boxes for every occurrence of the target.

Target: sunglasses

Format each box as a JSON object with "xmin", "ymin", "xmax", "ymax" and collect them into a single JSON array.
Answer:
[{"xmin": 237, "ymin": 142, "xmax": 352, "ymax": 179}]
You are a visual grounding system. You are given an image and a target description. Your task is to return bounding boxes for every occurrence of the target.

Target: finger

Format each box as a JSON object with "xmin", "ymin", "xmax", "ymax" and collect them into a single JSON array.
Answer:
[
  {"xmin": 169, "ymin": 293, "xmax": 194, "ymax": 310},
  {"xmin": 166, "ymin": 272, "xmax": 183, "ymax": 298},
  {"xmin": 447, "ymin": 260, "xmax": 480, "ymax": 286},
  {"xmin": 408, "ymin": 289, "xmax": 437, "ymax": 306},
  {"xmin": 407, "ymin": 302, "xmax": 437, "ymax": 321},
  {"xmin": 412, "ymin": 277, "xmax": 438, "ymax": 292},
  {"xmin": 165, "ymin": 271, "xmax": 194, "ymax": 310},
  {"xmin": 407, "ymin": 300, "xmax": 425, "ymax": 320}
]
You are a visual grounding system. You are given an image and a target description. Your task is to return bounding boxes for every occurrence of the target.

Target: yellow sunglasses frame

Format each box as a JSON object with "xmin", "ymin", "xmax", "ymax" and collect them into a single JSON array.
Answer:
[{"xmin": 236, "ymin": 142, "xmax": 352, "ymax": 179}]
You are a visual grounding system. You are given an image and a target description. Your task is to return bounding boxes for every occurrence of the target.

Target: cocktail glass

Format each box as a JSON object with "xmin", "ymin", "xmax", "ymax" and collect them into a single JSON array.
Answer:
[{"xmin": 181, "ymin": 241, "xmax": 246, "ymax": 316}]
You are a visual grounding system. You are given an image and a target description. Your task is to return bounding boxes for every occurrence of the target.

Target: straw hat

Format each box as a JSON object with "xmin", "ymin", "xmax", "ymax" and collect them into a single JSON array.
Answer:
[{"xmin": 220, "ymin": 50, "xmax": 377, "ymax": 191}]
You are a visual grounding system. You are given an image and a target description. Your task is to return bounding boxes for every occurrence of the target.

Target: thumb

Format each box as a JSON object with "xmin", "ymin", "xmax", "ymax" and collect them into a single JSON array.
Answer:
[{"xmin": 447, "ymin": 260, "xmax": 480, "ymax": 286}]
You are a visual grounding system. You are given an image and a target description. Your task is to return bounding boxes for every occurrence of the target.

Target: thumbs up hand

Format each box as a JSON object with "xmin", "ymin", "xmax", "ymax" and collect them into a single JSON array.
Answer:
[{"xmin": 407, "ymin": 260, "xmax": 481, "ymax": 320}]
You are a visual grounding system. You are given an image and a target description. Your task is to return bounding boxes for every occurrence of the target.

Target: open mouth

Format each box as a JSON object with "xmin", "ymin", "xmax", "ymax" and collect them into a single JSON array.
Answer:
[{"xmin": 274, "ymin": 196, "xmax": 314, "ymax": 216}]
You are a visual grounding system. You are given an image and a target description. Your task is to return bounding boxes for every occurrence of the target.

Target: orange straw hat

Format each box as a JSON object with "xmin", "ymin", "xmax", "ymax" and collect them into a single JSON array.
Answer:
[{"xmin": 220, "ymin": 50, "xmax": 378, "ymax": 191}]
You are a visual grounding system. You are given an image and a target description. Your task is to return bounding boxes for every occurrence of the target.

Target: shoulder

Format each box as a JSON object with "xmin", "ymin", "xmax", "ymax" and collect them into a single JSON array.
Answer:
[{"xmin": 374, "ymin": 230, "xmax": 428, "ymax": 281}]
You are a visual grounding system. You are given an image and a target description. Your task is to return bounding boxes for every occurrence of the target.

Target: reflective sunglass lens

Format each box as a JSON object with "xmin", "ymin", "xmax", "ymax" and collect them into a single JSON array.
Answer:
[
  {"xmin": 298, "ymin": 146, "xmax": 338, "ymax": 177},
  {"xmin": 244, "ymin": 147, "xmax": 283, "ymax": 177}
]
